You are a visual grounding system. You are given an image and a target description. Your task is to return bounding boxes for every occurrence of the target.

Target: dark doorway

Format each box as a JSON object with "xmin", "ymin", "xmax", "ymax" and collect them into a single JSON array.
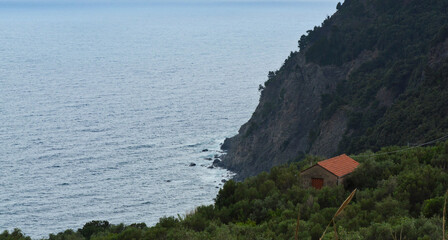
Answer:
[{"xmin": 311, "ymin": 178, "xmax": 324, "ymax": 189}]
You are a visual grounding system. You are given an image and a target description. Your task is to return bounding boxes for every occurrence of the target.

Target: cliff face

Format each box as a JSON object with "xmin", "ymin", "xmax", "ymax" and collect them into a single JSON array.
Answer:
[
  {"xmin": 221, "ymin": 51, "xmax": 374, "ymax": 179},
  {"xmin": 221, "ymin": 0, "xmax": 448, "ymax": 180}
]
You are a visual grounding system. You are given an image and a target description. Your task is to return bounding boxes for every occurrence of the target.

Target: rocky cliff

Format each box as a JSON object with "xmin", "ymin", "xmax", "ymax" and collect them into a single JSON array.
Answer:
[
  {"xmin": 220, "ymin": 51, "xmax": 373, "ymax": 179},
  {"xmin": 221, "ymin": 0, "xmax": 448, "ymax": 180}
]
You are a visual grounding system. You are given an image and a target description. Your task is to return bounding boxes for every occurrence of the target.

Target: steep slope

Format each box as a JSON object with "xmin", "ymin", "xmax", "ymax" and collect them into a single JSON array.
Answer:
[{"xmin": 221, "ymin": 0, "xmax": 448, "ymax": 180}]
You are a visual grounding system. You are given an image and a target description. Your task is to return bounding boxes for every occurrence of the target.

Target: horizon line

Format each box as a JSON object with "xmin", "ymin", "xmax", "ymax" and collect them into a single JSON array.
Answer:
[{"xmin": 0, "ymin": 0, "xmax": 340, "ymax": 8}]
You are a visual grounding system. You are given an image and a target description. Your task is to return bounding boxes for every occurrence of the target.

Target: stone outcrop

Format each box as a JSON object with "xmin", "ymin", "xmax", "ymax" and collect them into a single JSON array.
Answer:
[{"xmin": 220, "ymin": 51, "xmax": 373, "ymax": 180}]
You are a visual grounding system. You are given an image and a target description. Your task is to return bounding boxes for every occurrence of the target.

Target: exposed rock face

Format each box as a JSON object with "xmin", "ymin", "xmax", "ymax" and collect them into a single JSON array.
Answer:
[
  {"xmin": 308, "ymin": 109, "xmax": 348, "ymax": 157},
  {"xmin": 220, "ymin": 52, "xmax": 373, "ymax": 180}
]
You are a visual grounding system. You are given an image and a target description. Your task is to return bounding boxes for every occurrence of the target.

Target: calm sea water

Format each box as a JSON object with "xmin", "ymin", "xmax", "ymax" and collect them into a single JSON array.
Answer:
[{"xmin": 0, "ymin": 2, "xmax": 336, "ymax": 238}]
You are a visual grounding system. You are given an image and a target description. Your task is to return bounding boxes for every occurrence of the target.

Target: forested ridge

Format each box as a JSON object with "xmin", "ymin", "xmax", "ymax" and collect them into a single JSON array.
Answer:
[
  {"xmin": 4, "ymin": 141, "xmax": 448, "ymax": 239},
  {"xmin": 220, "ymin": 0, "xmax": 448, "ymax": 179},
  {"xmin": 301, "ymin": 0, "xmax": 448, "ymax": 154}
]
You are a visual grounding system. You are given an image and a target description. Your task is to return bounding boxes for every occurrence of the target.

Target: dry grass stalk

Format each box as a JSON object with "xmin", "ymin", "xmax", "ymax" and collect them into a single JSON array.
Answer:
[
  {"xmin": 390, "ymin": 230, "xmax": 396, "ymax": 240},
  {"xmin": 295, "ymin": 209, "xmax": 300, "ymax": 240},
  {"xmin": 400, "ymin": 226, "xmax": 403, "ymax": 240},
  {"xmin": 334, "ymin": 189, "xmax": 357, "ymax": 217},
  {"xmin": 333, "ymin": 219, "xmax": 339, "ymax": 240},
  {"xmin": 390, "ymin": 225, "xmax": 403, "ymax": 240},
  {"xmin": 390, "ymin": 230, "xmax": 398, "ymax": 240},
  {"xmin": 444, "ymin": 190, "xmax": 448, "ymax": 240},
  {"xmin": 320, "ymin": 188, "xmax": 357, "ymax": 240}
]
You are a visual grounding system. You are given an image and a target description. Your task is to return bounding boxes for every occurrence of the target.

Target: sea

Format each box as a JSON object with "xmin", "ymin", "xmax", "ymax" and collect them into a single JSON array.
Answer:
[{"xmin": 0, "ymin": 1, "xmax": 337, "ymax": 238}]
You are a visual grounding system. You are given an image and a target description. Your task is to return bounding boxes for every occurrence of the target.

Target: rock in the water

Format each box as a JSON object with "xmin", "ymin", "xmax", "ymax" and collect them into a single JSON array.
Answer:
[
  {"xmin": 189, "ymin": 163, "xmax": 196, "ymax": 167},
  {"xmin": 207, "ymin": 165, "xmax": 214, "ymax": 169},
  {"xmin": 202, "ymin": 149, "xmax": 208, "ymax": 152},
  {"xmin": 221, "ymin": 179, "xmax": 227, "ymax": 183},
  {"xmin": 212, "ymin": 159, "xmax": 221, "ymax": 166},
  {"xmin": 204, "ymin": 157, "xmax": 212, "ymax": 160},
  {"xmin": 214, "ymin": 154, "xmax": 219, "ymax": 158}
]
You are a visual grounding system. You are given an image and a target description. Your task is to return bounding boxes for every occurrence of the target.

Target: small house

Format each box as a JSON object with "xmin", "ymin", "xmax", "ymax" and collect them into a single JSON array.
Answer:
[{"xmin": 301, "ymin": 154, "xmax": 359, "ymax": 189}]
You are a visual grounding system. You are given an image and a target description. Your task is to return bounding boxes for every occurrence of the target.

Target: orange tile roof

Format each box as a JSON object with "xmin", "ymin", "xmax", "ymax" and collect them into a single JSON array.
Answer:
[{"xmin": 317, "ymin": 154, "xmax": 359, "ymax": 177}]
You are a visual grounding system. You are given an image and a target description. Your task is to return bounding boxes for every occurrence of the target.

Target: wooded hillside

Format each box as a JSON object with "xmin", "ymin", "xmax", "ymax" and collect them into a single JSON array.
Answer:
[{"xmin": 220, "ymin": 0, "xmax": 448, "ymax": 180}]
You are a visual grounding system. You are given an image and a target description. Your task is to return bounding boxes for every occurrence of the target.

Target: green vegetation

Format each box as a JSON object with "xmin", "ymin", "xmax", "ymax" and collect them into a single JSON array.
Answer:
[
  {"xmin": 296, "ymin": 0, "xmax": 448, "ymax": 154},
  {"xmin": 4, "ymin": 141, "xmax": 448, "ymax": 239},
  {"xmin": 3, "ymin": 0, "xmax": 448, "ymax": 239}
]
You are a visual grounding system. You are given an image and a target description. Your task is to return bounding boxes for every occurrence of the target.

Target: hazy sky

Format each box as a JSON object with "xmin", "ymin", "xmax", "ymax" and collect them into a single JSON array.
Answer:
[
  {"xmin": 0, "ymin": 0, "xmax": 342, "ymax": 10},
  {"xmin": 0, "ymin": 0, "xmax": 341, "ymax": 3}
]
